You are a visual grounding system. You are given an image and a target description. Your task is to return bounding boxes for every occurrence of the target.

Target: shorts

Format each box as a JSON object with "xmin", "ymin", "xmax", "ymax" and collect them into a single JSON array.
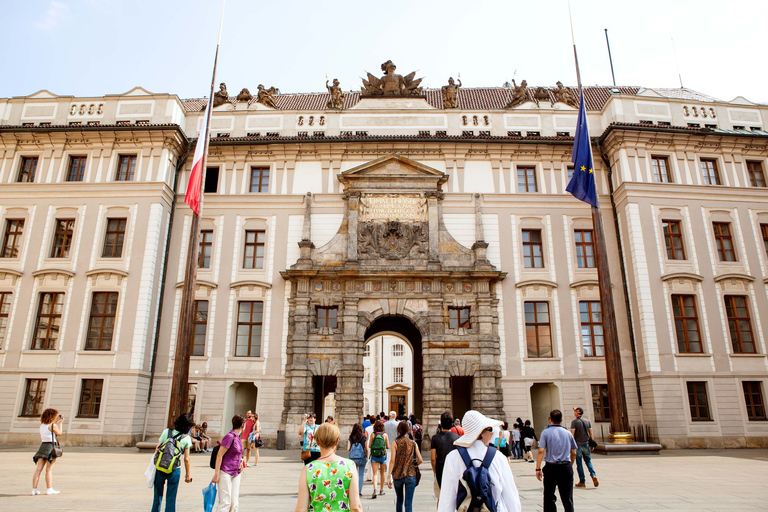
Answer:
[{"xmin": 370, "ymin": 455, "xmax": 387, "ymax": 465}]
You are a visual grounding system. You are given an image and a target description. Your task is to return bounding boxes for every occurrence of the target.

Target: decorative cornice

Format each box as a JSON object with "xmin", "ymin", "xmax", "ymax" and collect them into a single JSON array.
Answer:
[
  {"xmin": 85, "ymin": 268, "xmax": 129, "ymax": 278},
  {"xmin": 230, "ymin": 280, "xmax": 272, "ymax": 290},
  {"xmin": 516, "ymin": 279, "xmax": 557, "ymax": 289},
  {"xmin": 570, "ymin": 279, "xmax": 599, "ymax": 289},
  {"xmin": 661, "ymin": 272, "xmax": 704, "ymax": 283},
  {"xmin": 713, "ymin": 273, "xmax": 755, "ymax": 283},
  {"xmin": 31, "ymin": 268, "xmax": 75, "ymax": 278}
]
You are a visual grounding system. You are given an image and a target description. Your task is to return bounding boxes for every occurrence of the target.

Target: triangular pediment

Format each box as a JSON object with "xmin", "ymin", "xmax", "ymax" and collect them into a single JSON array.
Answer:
[
  {"xmin": 339, "ymin": 154, "xmax": 448, "ymax": 193},
  {"xmin": 342, "ymin": 154, "xmax": 445, "ymax": 178},
  {"xmin": 26, "ymin": 89, "xmax": 58, "ymax": 99},
  {"xmin": 122, "ymin": 86, "xmax": 154, "ymax": 96}
]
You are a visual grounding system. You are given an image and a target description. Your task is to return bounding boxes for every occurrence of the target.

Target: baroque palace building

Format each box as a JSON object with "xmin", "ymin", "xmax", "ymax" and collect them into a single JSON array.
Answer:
[{"xmin": 1, "ymin": 67, "xmax": 767, "ymax": 449}]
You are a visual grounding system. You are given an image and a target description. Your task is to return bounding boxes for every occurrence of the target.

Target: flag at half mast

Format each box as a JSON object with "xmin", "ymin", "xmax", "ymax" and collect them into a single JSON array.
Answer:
[
  {"xmin": 184, "ymin": 102, "xmax": 211, "ymax": 215},
  {"xmin": 565, "ymin": 90, "xmax": 598, "ymax": 207}
]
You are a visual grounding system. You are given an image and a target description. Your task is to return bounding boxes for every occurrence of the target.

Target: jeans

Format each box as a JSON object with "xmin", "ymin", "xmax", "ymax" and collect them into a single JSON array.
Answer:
[
  {"xmin": 352, "ymin": 458, "xmax": 366, "ymax": 494},
  {"xmin": 542, "ymin": 463, "xmax": 574, "ymax": 512},
  {"xmin": 575, "ymin": 445, "xmax": 596, "ymax": 483},
  {"xmin": 511, "ymin": 441, "xmax": 520, "ymax": 459},
  {"xmin": 393, "ymin": 476, "xmax": 417, "ymax": 512},
  {"xmin": 151, "ymin": 468, "xmax": 180, "ymax": 512}
]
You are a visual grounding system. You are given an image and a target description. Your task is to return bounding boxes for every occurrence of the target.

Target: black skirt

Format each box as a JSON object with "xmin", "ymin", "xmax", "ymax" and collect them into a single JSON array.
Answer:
[{"xmin": 33, "ymin": 442, "xmax": 56, "ymax": 463}]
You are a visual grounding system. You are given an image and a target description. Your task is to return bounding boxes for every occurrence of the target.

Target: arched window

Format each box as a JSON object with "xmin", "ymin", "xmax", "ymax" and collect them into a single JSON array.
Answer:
[{"xmin": 392, "ymin": 344, "xmax": 403, "ymax": 358}]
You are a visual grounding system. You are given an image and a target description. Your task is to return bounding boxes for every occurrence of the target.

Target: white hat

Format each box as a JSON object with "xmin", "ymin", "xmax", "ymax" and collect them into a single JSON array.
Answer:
[{"xmin": 453, "ymin": 410, "xmax": 503, "ymax": 448}]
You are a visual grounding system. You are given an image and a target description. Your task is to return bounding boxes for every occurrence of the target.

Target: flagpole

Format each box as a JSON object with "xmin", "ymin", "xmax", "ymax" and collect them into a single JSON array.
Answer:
[
  {"xmin": 567, "ymin": 2, "xmax": 632, "ymax": 443},
  {"xmin": 167, "ymin": 0, "xmax": 226, "ymax": 428}
]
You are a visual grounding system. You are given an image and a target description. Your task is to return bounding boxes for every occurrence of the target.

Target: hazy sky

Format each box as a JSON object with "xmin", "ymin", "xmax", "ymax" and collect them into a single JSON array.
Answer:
[{"xmin": 2, "ymin": 0, "xmax": 765, "ymax": 103}]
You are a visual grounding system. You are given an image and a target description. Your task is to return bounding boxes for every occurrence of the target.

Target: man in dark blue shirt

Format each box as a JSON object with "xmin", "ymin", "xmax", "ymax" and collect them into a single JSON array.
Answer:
[{"xmin": 536, "ymin": 409, "xmax": 577, "ymax": 512}]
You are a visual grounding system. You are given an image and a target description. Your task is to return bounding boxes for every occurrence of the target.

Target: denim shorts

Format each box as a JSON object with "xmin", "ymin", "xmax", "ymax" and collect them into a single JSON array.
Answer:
[{"xmin": 370, "ymin": 455, "xmax": 387, "ymax": 464}]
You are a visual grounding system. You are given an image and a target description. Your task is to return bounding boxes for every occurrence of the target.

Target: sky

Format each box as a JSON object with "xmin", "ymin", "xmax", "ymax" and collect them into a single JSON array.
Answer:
[{"xmin": 1, "ymin": 0, "xmax": 766, "ymax": 103}]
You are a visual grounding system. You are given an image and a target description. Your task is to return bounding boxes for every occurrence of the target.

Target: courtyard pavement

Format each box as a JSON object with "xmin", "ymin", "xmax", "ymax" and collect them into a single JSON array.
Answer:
[{"xmin": 1, "ymin": 446, "xmax": 767, "ymax": 511}]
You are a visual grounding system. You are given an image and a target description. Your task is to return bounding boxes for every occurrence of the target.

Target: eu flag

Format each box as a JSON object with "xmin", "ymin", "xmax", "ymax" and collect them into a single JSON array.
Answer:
[{"xmin": 566, "ymin": 90, "xmax": 598, "ymax": 207}]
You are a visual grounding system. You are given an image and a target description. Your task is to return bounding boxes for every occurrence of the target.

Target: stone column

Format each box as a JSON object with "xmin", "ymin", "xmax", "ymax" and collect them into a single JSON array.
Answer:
[
  {"xmin": 335, "ymin": 296, "xmax": 362, "ymax": 438},
  {"xmin": 473, "ymin": 289, "xmax": 505, "ymax": 419},
  {"xmin": 422, "ymin": 298, "xmax": 450, "ymax": 434},
  {"xmin": 347, "ymin": 193, "xmax": 360, "ymax": 265},
  {"xmin": 426, "ymin": 192, "xmax": 440, "ymax": 268},
  {"xmin": 282, "ymin": 289, "xmax": 315, "ymax": 447}
]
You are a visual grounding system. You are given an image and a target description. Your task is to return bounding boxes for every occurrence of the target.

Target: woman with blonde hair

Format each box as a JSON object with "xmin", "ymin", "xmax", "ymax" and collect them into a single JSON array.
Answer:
[
  {"xmin": 294, "ymin": 422, "xmax": 362, "ymax": 512},
  {"xmin": 32, "ymin": 408, "xmax": 64, "ymax": 495}
]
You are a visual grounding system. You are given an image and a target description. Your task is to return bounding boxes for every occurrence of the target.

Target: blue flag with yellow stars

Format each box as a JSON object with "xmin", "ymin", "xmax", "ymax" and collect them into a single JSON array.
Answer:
[{"xmin": 566, "ymin": 89, "xmax": 598, "ymax": 207}]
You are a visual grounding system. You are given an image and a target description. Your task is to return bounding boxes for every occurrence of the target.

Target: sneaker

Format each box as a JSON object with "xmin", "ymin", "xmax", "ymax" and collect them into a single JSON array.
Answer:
[
  {"xmin": 592, "ymin": 475, "xmax": 599, "ymax": 487},
  {"xmin": 378, "ymin": 491, "xmax": 385, "ymax": 495},
  {"xmin": 371, "ymin": 492, "xmax": 377, "ymax": 499},
  {"xmin": 46, "ymin": 489, "xmax": 60, "ymax": 495},
  {"xmin": 32, "ymin": 489, "xmax": 41, "ymax": 496},
  {"xmin": 528, "ymin": 460, "xmax": 534, "ymax": 463},
  {"xmin": 575, "ymin": 482, "xmax": 586, "ymax": 488}
]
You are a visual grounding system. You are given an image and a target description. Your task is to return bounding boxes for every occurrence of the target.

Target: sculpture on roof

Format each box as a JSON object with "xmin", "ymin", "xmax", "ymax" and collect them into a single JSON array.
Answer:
[
  {"xmin": 212, "ymin": 83, "xmax": 229, "ymax": 108},
  {"xmin": 361, "ymin": 60, "xmax": 423, "ymax": 97},
  {"xmin": 326, "ymin": 79, "xmax": 344, "ymax": 109},
  {"xmin": 237, "ymin": 88, "xmax": 253, "ymax": 102},
  {"xmin": 505, "ymin": 79, "xmax": 528, "ymax": 108},
  {"xmin": 256, "ymin": 84, "xmax": 279, "ymax": 109},
  {"xmin": 534, "ymin": 87, "xmax": 550, "ymax": 102},
  {"xmin": 554, "ymin": 81, "xmax": 578, "ymax": 108},
  {"xmin": 441, "ymin": 77, "xmax": 462, "ymax": 108}
]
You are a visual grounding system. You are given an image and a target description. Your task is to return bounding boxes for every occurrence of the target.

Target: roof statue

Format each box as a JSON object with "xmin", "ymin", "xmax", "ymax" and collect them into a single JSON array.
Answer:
[
  {"xmin": 554, "ymin": 81, "xmax": 578, "ymax": 108},
  {"xmin": 326, "ymin": 79, "xmax": 344, "ymax": 109},
  {"xmin": 441, "ymin": 77, "xmax": 462, "ymax": 108},
  {"xmin": 361, "ymin": 60, "xmax": 423, "ymax": 97},
  {"xmin": 505, "ymin": 79, "xmax": 528, "ymax": 108},
  {"xmin": 212, "ymin": 83, "xmax": 229, "ymax": 108},
  {"xmin": 256, "ymin": 84, "xmax": 279, "ymax": 109},
  {"xmin": 534, "ymin": 87, "xmax": 550, "ymax": 102},
  {"xmin": 237, "ymin": 88, "xmax": 253, "ymax": 102}
]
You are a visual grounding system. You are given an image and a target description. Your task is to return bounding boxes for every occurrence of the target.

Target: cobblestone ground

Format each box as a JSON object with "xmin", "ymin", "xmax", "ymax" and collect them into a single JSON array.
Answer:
[{"xmin": 2, "ymin": 447, "xmax": 767, "ymax": 511}]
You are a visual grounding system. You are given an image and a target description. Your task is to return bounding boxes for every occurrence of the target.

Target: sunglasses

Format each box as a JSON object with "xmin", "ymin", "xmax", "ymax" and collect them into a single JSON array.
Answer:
[{"xmin": 482, "ymin": 427, "xmax": 493, "ymax": 433}]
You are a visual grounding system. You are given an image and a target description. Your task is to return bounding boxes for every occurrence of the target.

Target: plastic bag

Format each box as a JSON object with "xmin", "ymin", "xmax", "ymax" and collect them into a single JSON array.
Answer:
[
  {"xmin": 144, "ymin": 460, "xmax": 156, "ymax": 488},
  {"xmin": 203, "ymin": 482, "xmax": 218, "ymax": 512}
]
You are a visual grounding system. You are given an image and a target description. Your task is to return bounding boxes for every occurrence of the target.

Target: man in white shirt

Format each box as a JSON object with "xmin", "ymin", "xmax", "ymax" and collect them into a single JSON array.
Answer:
[{"xmin": 438, "ymin": 411, "xmax": 521, "ymax": 512}]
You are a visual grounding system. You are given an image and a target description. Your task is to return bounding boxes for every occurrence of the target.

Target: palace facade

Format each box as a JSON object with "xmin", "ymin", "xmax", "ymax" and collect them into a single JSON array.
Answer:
[{"xmin": 1, "ymin": 75, "xmax": 767, "ymax": 449}]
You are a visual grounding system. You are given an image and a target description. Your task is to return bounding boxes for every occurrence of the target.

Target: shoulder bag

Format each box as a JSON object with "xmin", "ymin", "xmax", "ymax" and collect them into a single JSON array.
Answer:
[
  {"xmin": 51, "ymin": 429, "xmax": 63, "ymax": 458},
  {"xmin": 579, "ymin": 417, "xmax": 598, "ymax": 449},
  {"xmin": 411, "ymin": 440, "xmax": 421, "ymax": 486}
]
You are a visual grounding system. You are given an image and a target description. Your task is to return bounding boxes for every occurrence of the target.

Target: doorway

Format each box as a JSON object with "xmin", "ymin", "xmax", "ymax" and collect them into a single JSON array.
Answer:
[
  {"xmin": 225, "ymin": 382, "xmax": 258, "ymax": 432},
  {"xmin": 530, "ymin": 383, "xmax": 560, "ymax": 438},
  {"xmin": 313, "ymin": 375, "xmax": 337, "ymax": 421},
  {"xmin": 451, "ymin": 376, "xmax": 473, "ymax": 420}
]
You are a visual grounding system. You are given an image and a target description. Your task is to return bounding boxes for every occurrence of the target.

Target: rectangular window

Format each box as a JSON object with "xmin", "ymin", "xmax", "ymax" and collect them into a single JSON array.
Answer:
[
  {"xmin": 724, "ymin": 295, "xmax": 756, "ymax": 354},
  {"xmin": 18, "ymin": 156, "xmax": 38, "ymax": 183},
  {"xmin": 392, "ymin": 344, "xmax": 404, "ymax": 357},
  {"xmin": 742, "ymin": 381, "xmax": 767, "ymax": 421},
  {"xmin": 651, "ymin": 155, "xmax": 672, "ymax": 183},
  {"xmin": 67, "ymin": 156, "xmax": 87, "ymax": 182},
  {"xmin": 243, "ymin": 230, "xmax": 265, "ymax": 269},
  {"xmin": 188, "ymin": 383, "xmax": 197, "ymax": 414},
  {"xmin": 672, "ymin": 295, "xmax": 702, "ymax": 353},
  {"xmin": 101, "ymin": 218, "xmax": 126, "ymax": 258},
  {"xmin": 204, "ymin": 167, "xmax": 219, "ymax": 193},
  {"xmin": 662, "ymin": 220, "xmax": 686, "ymax": 260},
  {"xmin": 0, "ymin": 292, "xmax": 10, "ymax": 346},
  {"xmin": 747, "ymin": 161, "xmax": 766, "ymax": 188},
  {"xmin": 191, "ymin": 300, "xmax": 208, "ymax": 357},
  {"xmin": 448, "ymin": 306, "xmax": 471, "ymax": 329},
  {"xmin": 116, "ymin": 155, "xmax": 136, "ymax": 181},
  {"xmin": 525, "ymin": 301, "xmax": 552, "ymax": 358},
  {"xmin": 20, "ymin": 379, "xmax": 47, "ymax": 417},
  {"xmin": 85, "ymin": 292, "xmax": 118, "ymax": 350},
  {"xmin": 32, "ymin": 292, "xmax": 64, "ymax": 350},
  {"xmin": 393, "ymin": 367, "xmax": 404, "ymax": 383},
  {"xmin": 567, "ymin": 166, "xmax": 574, "ymax": 181},
  {"xmin": 235, "ymin": 301, "xmax": 263, "ymax": 357},
  {"xmin": 50, "ymin": 219, "xmax": 75, "ymax": 258},
  {"xmin": 249, "ymin": 167, "xmax": 270, "ymax": 193},
  {"xmin": 713, "ymin": 222, "xmax": 736, "ymax": 262},
  {"xmin": 591, "ymin": 384, "xmax": 610, "ymax": 422},
  {"xmin": 198, "ymin": 230, "xmax": 213, "ymax": 268},
  {"xmin": 762, "ymin": 224, "xmax": 768, "ymax": 260},
  {"xmin": 580, "ymin": 301, "xmax": 604, "ymax": 357},
  {"xmin": 1, "ymin": 219, "xmax": 25, "ymax": 258},
  {"xmin": 365, "ymin": 368, "xmax": 371, "ymax": 382},
  {"xmin": 574, "ymin": 230, "xmax": 595, "ymax": 268},
  {"xmin": 700, "ymin": 159, "xmax": 721, "ymax": 185},
  {"xmin": 77, "ymin": 379, "xmax": 104, "ymax": 418},
  {"xmin": 316, "ymin": 306, "xmax": 338, "ymax": 329},
  {"xmin": 686, "ymin": 381, "xmax": 712, "ymax": 421},
  {"xmin": 517, "ymin": 166, "xmax": 537, "ymax": 192},
  {"xmin": 522, "ymin": 229, "xmax": 544, "ymax": 268}
]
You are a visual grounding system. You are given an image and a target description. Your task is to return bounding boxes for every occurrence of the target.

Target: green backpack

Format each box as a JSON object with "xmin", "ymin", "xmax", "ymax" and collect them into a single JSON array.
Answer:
[
  {"xmin": 370, "ymin": 433, "xmax": 386, "ymax": 457},
  {"xmin": 155, "ymin": 429, "xmax": 186, "ymax": 474}
]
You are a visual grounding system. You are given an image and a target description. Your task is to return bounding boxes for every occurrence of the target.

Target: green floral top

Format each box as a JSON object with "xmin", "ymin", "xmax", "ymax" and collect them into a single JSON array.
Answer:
[{"xmin": 305, "ymin": 458, "xmax": 355, "ymax": 511}]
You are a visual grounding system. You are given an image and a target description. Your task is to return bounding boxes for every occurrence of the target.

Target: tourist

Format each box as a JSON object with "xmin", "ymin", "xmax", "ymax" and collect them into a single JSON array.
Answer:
[
  {"xmin": 151, "ymin": 412, "xmax": 194, "ymax": 512},
  {"xmin": 450, "ymin": 417, "xmax": 465, "ymax": 436},
  {"xmin": 364, "ymin": 417, "xmax": 375, "ymax": 482},
  {"xmin": 212, "ymin": 415, "xmax": 245, "ymax": 512},
  {"xmin": 293, "ymin": 423, "xmax": 363, "ymax": 512},
  {"xmin": 299, "ymin": 413, "xmax": 321, "ymax": 465},
  {"xmin": 514, "ymin": 417, "xmax": 524, "ymax": 459},
  {"xmin": 326, "ymin": 415, "xmax": 336, "ymax": 425},
  {"xmin": 362, "ymin": 414, "xmax": 372, "ymax": 431},
  {"xmin": 245, "ymin": 412, "xmax": 261, "ymax": 467},
  {"xmin": 190, "ymin": 425, "xmax": 202, "ymax": 453},
  {"xmin": 511, "ymin": 422, "xmax": 522, "ymax": 459},
  {"xmin": 430, "ymin": 412, "xmax": 459, "ymax": 498},
  {"xmin": 411, "ymin": 418, "xmax": 423, "ymax": 449},
  {"xmin": 521, "ymin": 420, "xmax": 537, "ymax": 462},
  {"xmin": 200, "ymin": 422, "xmax": 212, "ymax": 452},
  {"xmin": 241, "ymin": 411, "xmax": 255, "ymax": 467},
  {"xmin": 31, "ymin": 408, "xmax": 64, "ymax": 496},
  {"xmin": 536, "ymin": 409, "xmax": 577, "ymax": 512},
  {"xmin": 496, "ymin": 422, "xmax": 511, "ymax": 459},
  {"xmin": 384, "ymin": 411, "xmax": 399, "ymax": 451},
  {"xmin": 570, "ymin": 407, "xmax": 598, "ymax": 488},
  {"xmin": 437, "ymin": 410, "xmax": 521, "ymax": 512},
  {"xmin": 386, "ymin": 421, "xmax": 423, "ymax": 512},
  {"xmin": 347, "ymin": 423, "xmax": 368, "ymax": 495},
  {"xmin": 367, "ymin": 419, "xmax": 390, "ymax": 498}
]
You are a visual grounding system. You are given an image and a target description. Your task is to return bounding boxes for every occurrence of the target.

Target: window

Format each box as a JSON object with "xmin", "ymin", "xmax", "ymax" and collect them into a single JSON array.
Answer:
[
  {"xmin": 0, "ymin": 292, "xmax": 10, "ymax": 346},
  {"xmin": 235, "ymin": 301, "xmax": 263, "ymax": 357},
  {"xmin": 448, "ymin": 306, "xmax": 470, "ymax": 329},
  {"xmin": 393, "ymin": 367, "xmax": 404, "ymax": 383},
  {"xmin": 20, "ymin": 379, "xmax": 47, "ymax": 417},
  {"xmin": 85, "ymin": 292, "xmax": 118, "ymax": 350},
  {"xmin": 591, "ymin": 384, "xmax": 610, "ymax": 422},
  {"xmin": 32, "ymin": 292, "xmax": 64, "ymax": 350},
  {"xmin": 1, "ymin": 219, "xmax": 24, "ymax": 258},
  {"xmin": 392, "ymin": 344, "xmax": 403, "ymax": 357},
  {"xmin": 522, "ymin": 229, "xmax": 544, "ymax": 268},
  {"xmin": 567, "ymin": 166, "xmax": 574, "ymax": 181},
  {"xmin": 191, "ymin": 300, "xmax": 209, "ymax": 356},
  {"xmin": 188, "ymin": 383, "xmax": 197, "ymax": 414},
  {"xmin": 700, "ymin": 159, "xmax": 720, "ymax": 185},
  {"xmin": 525, "ymin": 301, "xmax": 552, "ymax": 358},
  {"xmin": 18, "ymin": 156, "xmax": 38, "ymax": 183},
  {"xmin": 77, "ymin": 379, "xmax": 104, "ymax": 418},
  {"xmin": 747, "ymin": 161, "xmax": 766, "ymax": 188},
  {"xmin": 742, "ymin": 381, "xmax": 767, "ymax": 421},
  {"xmin": 198, "ymin": 230, "xmax": 213, "ymax": 268},
  {"xmin": 686, "ymin": 381, "xmax": 712, "ymax": 421},
  {"xmin": 580, "ymin": 301, "xmax": 604, "ymax": 357},
  {"xmin": 250, "ymin": 167, "xmax": 270, "ymax": 193},
  {"xmin": 243, "ymin": 230, "xmax": 265, "ymax": 269},
  {"xmin": 712, "ymin": 222, "xmax": 736, "ymax": 262},
  {"xmin": 517, "ymin": 166, "xmax": 537, "ymax": 192},
  {"xmin": 672, "ymin": 295, "xmax": 702, "ymax": 353},
  {"xmin": 204, "ymin": 167, "xmax": 219, "ymax": 193},
  {"xmin": 316, "ymin": 306, "xmax": 338, "ymax": 329},
  {"xmin": 574, "ymin": 230, "xmax": 595, "ymax": 268},
  {"xmin": 365, "ymin": 368, "xmax": 371, "ymax": 382},
  {"xmin": 724, "ymin": 295, "xmax": 756, "ymax": 354},
  {"xmin": 662, "ymin": 220, "xmax": 686, "ymax": 260},
  {"xmin": 651, "ymin": 155, "xmax": 672, "ymax": 183},
  {"xmin": 116, "ymin": 155, "xmax": 136, "ymax": 181},
  {"xmin": 102, "ymin": 218, "xmax": 126, "ymax": 258},
  {"xmin": 50, "ymin": 219, "xmax": 75, "ymax": 258},
  {"xmin": 364, "ymin": 344, "xmax": 371, "ymax": 357},
  {"xmin": 761, "ymin": 224, "xmax": 768, "ymax": 259},
  {"xmin": 67, "ymin": 156, "xmax": 87, "ymax": 182}
]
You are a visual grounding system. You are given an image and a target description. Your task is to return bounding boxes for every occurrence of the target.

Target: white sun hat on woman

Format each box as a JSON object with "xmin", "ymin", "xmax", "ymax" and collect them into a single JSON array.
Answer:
[{"xmin": 453, "ymin": 410, "xmax": 503, "ymax": 448}]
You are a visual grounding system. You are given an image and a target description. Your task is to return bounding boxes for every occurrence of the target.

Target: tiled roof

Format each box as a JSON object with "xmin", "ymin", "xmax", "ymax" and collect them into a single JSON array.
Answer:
[{"xmin": 649, "ymin": 88, "xmax": 720, "ymax": 102}]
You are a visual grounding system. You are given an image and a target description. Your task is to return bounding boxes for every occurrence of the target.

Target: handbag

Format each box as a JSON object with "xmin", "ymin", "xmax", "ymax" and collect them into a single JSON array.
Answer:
[
  {"xmin": 51, "ymin": 430, "xmax": 63, "ymax": 458},
  {"xmin": 301, "ymin": 449, "xmax": 311, "ymax": 461},
  {"xmin": 254, "ymin": 436, "xmax": 264, "ymax": 448},
  {"xmin": 412, "ymin": 441, "xmax": 421, "ymax": 487}
]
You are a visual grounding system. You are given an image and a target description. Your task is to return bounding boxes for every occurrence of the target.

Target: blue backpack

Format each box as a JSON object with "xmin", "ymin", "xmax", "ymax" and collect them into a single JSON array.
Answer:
[
  {"xmin": 456, "ymin": 446, "xmax": 497, "ymax": 512},
  {"xmin": 349, "ymin": 440, "xmax": 365, "ymax": 460}
]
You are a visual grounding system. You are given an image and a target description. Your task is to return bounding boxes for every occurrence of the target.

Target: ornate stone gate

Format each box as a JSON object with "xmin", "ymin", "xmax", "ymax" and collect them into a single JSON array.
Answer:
[{"xmin": 281, "ymin": 154, "xmax": 505, "ymax": 445}]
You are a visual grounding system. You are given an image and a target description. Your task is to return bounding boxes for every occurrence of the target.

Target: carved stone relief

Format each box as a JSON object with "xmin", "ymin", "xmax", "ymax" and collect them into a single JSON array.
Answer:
[{"xmin": 358, "ymin": 220, "xmax": 429, "ymax": 260}]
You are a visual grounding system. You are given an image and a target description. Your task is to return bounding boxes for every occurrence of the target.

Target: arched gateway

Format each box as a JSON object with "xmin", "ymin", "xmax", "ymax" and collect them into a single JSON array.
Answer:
[{"xmin": 280, "ymin": 154, "xmax": 506, "ymax": 446}]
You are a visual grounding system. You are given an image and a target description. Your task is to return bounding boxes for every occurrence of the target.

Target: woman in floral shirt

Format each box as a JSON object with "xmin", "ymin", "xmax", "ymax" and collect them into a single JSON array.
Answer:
[{"xmin": 294, "ymin": 423, "xmax": 363, "ymax": 512}]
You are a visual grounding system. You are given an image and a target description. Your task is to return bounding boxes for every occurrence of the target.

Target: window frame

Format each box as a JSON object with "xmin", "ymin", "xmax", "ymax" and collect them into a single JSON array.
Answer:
[
  {"xmin": 18, "ymin": 156, "xmax": 38, "ymax": 183},
  {"xmin": 662, "ymin": 220, "xmax": 686, "ymax": 260},
  {"xmin": 591, "ymin": 384, "xmax": 610, "ymax": 422},
  {"xmin": 191, "ymin": 300, "xmax": 208, "ymax": 357},
  {"xmin": 746, "ymin": 161, "xmax": 766, "ymax": 188},
  {"xmin": 574, "ymin": 229, "xmax": 595, "ymax": 268},
  {"xmin": 580, "ymin": 300, "xmax": 604, "ymax": 357},
  {"xmin": 0, "ymin": 291, "xmax": 10, "ymax": 347},
  {"xmin": 84, "ymin": 292, "xmax": 119, "ymax": 351},
  {"xmin": 651, "ymin": 155, "xmax": 673, "ymax": 183},
  {"xmin": 516, "ymin": 166, "xmax": 538, "ymax": 192},
  {"xmin": 249, "ymin": 166, "xmax": 270, "ymax": 193},
  {"xmin": 31, "ymin": 292, "xmax": 64, "ymax": 350},
  {"xmin": 316, "ymin": 306, "xmax": 338, "ymax": 329},
  {"xmin": 242, "ymin": 230, "xmax": 266, "ymax": 269},
  {"xmin": 101, "ymin": 218, "xmax": 127, "ymax": 258},
  {"xmin": 20, "ymin": 378, "xmax": 47, "ymax": 417},
  {"xmin": 204, "ymin": 166, "xmax": 219, "ymax": 193},
  {"xmin": 392, "ymin": 344, "xmax": 404, "ymax": 357},
  {"xmin": 67, "ymin": 155, "xmax": 87, "ymax": 182},
  {"xmin": 115, "ymin": 155, "xmax": 137, "ymax": 181},
  {"xmin": 761, "ymin": 224, "xmax": 768, "ymax": 260},
  {"xmin": 700, "ymin": 158, "xmax": 721, "ymax": 185},
  {"xmin": 724, "ymin": 295, "xmax": 756, "ymax": 354},
  {"xmin": 521, "ymin": 229, "xmax": 544, "ymax": 268},
  {"xmin": 1, "ymin": 219, "xmax": 25, "ymax": 258},
  {"xmin": 686, "ymin": 381, "xmax": 713, "ymax": 421},
  {"xmin": 671, "ymin": 294, "xmax": 703, "ymax": 353},
  {"xmin": 712, "ymin": 222, "xmax": 736, "ymax": 262},
  {"xmin": 524, "ymin": 301, "xmax": 552, "ymax": 358},
  {"xmin": 742, "ymin": 381, "xmax": 767, "ymax": 421},
  {"xmin": 393, "ymin": 367, "xmax": 404, "ymax": 383},
  {"xmin": 235, "ymin": 300, "xmax": 263, "ymax": 357},
  {"xmin": 198, "ymin": 229, "xmax": 213, "ymax": 269},
  {"xmin": 448, "ymin": 306, "xmax": 471, "ymax": 329},
  {"xmin": 50, "ymin": 218, "xmax": 75, "ymax": 258},
  {"xmin": 77, "ymin": 378, "xmax": 104, "ymax": 418}
]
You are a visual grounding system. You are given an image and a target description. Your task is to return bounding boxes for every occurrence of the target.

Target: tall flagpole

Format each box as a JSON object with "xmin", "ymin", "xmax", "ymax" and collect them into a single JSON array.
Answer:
[
  {"xmin": 567, "ymin": 1, "xmax": 632, "ymax": 442},
  {"xmin": 167, "ymin": 0, "xmax": 226, "ymax": 428}
]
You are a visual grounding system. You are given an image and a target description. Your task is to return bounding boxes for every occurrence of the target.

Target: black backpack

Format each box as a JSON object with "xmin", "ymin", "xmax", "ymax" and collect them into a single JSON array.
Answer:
[{"xmin": 210, "ymin": 430, "xmax": 236, "ymax": 469}]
